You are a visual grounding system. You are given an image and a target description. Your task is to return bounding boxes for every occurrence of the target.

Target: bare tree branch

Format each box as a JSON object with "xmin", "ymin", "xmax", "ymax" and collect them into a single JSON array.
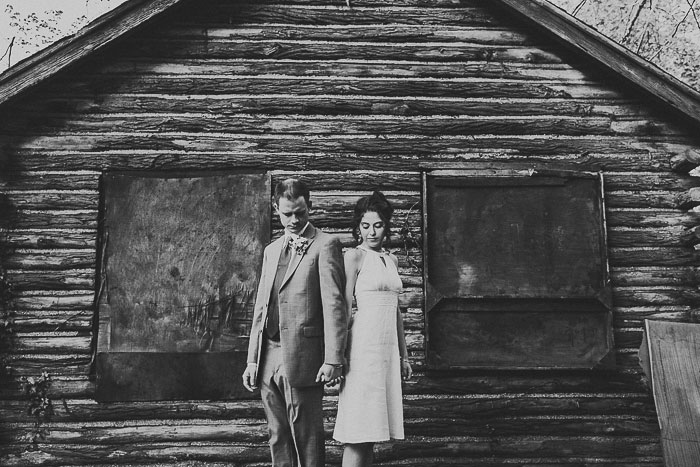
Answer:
[
  {"xmin": 0, "ymin": 37, "xmax": 14, "ymax": 68},
  {"xmin": 622, "ymin": 0, "xmax": 649, "ymax": 44},
  {"xmin": 572, "ymin": 0, "xmax": 589, "ymax": 16},
  {"xmin": 684, "ymin": 0, "xmax": 700, "ymax": 30}
]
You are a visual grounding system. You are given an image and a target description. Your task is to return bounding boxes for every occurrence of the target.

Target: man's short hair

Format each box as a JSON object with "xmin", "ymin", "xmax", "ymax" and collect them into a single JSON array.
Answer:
[{"xmin": 274, "ymin": 178, "xmax": 310, "ymax": 204}]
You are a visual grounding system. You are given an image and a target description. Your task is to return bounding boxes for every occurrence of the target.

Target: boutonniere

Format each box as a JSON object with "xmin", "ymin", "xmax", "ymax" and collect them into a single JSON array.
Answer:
[{"xmin": 289, "ymin": 236, "xmax": 310, "ymax": 255}]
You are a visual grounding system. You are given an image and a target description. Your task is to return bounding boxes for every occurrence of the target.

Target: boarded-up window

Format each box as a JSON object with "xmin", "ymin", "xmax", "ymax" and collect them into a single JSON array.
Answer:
[
  {"xmin": 96, "ymin": 172, "xmax": 270, "ymax": 401},
  {"xmin": 424, "ymin": 171, "xmax": 613, "ymax": 369}
]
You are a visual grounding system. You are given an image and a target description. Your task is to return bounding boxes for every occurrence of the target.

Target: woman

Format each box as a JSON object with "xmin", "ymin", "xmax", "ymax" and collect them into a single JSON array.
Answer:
[{"xmin": 332, "ymin": 191, "xmax": 412, "ymax": 467}]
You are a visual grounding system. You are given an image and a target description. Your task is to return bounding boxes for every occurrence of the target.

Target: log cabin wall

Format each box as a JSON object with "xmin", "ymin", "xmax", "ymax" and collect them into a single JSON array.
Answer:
[{"xmin": 2, "ymin": 0, "xmax": 700, "ymax": 464}]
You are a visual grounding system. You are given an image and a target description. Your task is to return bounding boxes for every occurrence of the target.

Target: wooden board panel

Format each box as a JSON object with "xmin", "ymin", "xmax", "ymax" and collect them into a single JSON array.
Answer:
[
  {"xmin": 643, "ymin": 320, "xmax": 700, "ymax": 466},
  {"xmin": 424, "ymin": 171, "xmax": 613, "ymax": 369},
  {"xmin": 97, "ymin": 172, "xmax": 269, "ymax": 401}
]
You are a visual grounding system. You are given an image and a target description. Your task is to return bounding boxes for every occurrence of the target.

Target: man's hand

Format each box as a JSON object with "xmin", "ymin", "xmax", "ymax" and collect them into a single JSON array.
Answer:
[
  {"xmin": 242, "ymin": 363, "xmax": 258, "ymax": 392},
  {"xmin": 316, "ymin": 363, "xmax": 343, "ymax": 386}
]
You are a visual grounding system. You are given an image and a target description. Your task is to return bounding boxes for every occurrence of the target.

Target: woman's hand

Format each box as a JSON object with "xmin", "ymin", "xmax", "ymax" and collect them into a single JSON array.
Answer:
[{"xmin": 401, "ymin": 358, "xmax": 412, "ymax": 380}]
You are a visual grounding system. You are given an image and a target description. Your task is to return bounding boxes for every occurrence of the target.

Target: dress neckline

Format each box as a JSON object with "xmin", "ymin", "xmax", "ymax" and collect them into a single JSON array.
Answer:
[{"xmin": 357, "ymin": 243, "xmax": 389, "ymax": 255}]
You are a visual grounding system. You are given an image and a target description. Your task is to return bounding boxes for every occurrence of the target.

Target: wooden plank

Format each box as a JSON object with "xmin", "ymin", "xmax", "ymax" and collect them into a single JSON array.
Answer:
[
  {"xmin": 2, "ymin": 149, "xmax": 676, "ymax": 173},
  {"xmin": 613, "ymin": 287, "xmax": 700, "ymax": 307},
  {"xmin": 134, "ymin": 26, "xmax": 538, "ymax": 45},
  {"xmin": 9, "ymin": 210, "xmax": 97, "ymax": 229},
  {"xmin": 608, "ymin": 247, "xmax": 700, "ymax": 267},
  {"xmin": 4, "ymin": 250, "xmax": 96, "ymax": 270},
  {"xmin": 168, "ymin": 4, "xmax": 501, "ymax": 26},
  {"xmin": 493, "ymin": 0, "xmax": 700, "ymax": 134},
  {"xmin": 6, "ymin": 269, "xmax": 95, "ymax": 291},
  {"xmin": 611, "ymin": 267, "xmax": 700, "ymax": 286},
  {"xmin": 120, "ymin": 39, "xmax": 566, "ymax": 64},
  {"xmin": 0, "ymin": 0, "xmax": 190, "ymax": 106},
  {"xmin": 608, "ymin": 227, "xmax": 700, "ymax": 248},
  {"xmin": 0, "ymin": 436, "xmax": 663, "ymax": 466},
  {"xmin": 0, "ymin": 171, "xmax": 100, "ymax": 190},
  {"xmin": 5, "ymin": 135, "xmax": 698, "ymax": 160},
  {"xmin": 5, "ymin": 114, "xmax": 659, "ymax": 137},
  {"xmin": 644, "ymin": 320, "xmax": 700, "ymax": 466},
  {"xmin": 40, "ymin": 75, "xmax": 620, "ymax": 99},
  {"xmin": 2, "ymin": 230, "xmax": 96, "ymax": 249},
  {"xmin": 9, "ymin": 94, "xmax": 655, "ymax": 119},
  {"xmin": 0, "ymin": 393, "xmax": 657, "ymax": 423}
]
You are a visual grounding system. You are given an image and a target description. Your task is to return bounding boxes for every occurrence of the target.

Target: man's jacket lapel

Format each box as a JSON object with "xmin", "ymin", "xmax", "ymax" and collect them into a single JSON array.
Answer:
[{"xmin": 280, "ymin": 224, "xmax": 317, "ymax": 290}]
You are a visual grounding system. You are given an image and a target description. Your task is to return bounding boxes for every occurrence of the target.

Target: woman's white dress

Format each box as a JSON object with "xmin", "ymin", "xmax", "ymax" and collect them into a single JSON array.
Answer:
[{"xmin": 333, "ymin": 245, "xmax": 404, "ymax": 443}]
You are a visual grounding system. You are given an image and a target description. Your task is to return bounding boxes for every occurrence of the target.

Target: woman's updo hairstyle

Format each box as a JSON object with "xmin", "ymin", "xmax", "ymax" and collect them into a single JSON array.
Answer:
[{"xmin": 351, "ymin": 190, "xmax": 394, "ymax": 243}]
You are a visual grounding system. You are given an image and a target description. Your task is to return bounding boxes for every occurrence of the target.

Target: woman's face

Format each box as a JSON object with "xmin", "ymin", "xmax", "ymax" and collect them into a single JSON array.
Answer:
[{"xmin": 359, "ymin": 210, "xmax": 386, "ymax": 250}]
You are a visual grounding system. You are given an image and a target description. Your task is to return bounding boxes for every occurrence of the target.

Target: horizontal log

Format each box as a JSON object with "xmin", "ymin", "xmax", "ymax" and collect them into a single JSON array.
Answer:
[
  {"xmin": 169, "ymin": 4, "xmax": 503, "ymax": 26},
  {"xmin": 218, "ymin": 0, "xmax": 488, "ymax": 5},
  {"xmin": 5, "ymin": 114, "xmax": 658, "ymax": 138},
  {"xmin": 0, "ymin": 435, "xmax": 661, "ymax": 466},
  {"xmin": 12, "ymin": 293, "xmax": 94, "ymax": 311},
  {"xmin": 0, "ymin": 414, "xmax": 659, "ymax": 446},
  {"xmin": 5, "ymin": 269, "xmax": 95, "ymax": 291},
  {"xmin": 608, "ymin": 227, "xmax": 700, "ymax": 248},
  {"xmin": 4, "ymin": 250, "xmax": 96, "ymax": 270},
  {"xmin": 2, "ymin": 191, "xmax": 97, "ymax": 210},
  {"xmin": 3, "ymin": 354, "xmax": 91, "ymax": 376},
  {"xmin": 96, "ymin": 57, "xmax": 595, "ymax": 80},
  {"xmin": 12, "ymin": 314, "xmax": 93, "ymax": 332},
  {"xmin": 603, "ymin": 172, "xmax": 700, "ymax": 191},
  {"xmin": 606, "ymin": 209, "xmax": 700, "ymax": 228},
  {"xmin": 1, "ymin": 150, "xmax": 675, "ymax": 174},
  {"xmin": 9, "ymin": 335, "xmax": 92, "ymax": 354},
  {"xmin": 613, "ymin": 306, "xmax": 693, "ymax": 328},
  {"xmin": 272, "ymin": 171, "xmax": 421, "ymax": 191},
  {"xmin": 610, "ymin": 267, "xmax": 700, "ymax": 286},
  {"xmin": 13, "ymin": 94, "xmax": 655, "ymax": 119},
  {"xmin": 5, "ymin": 134, "xmax": 698, "ymax": 160},
  {"xmin": 144, "ymin": 25, "xmax": 538, "ymax": 46},
  {"xmin": 608, "ymin": 247, "xmax": 700, "ymax": 267},
  {"xmin": 0, "ymin": 374, "xmax": 93, "ymax": 399},
  {"xmin": 2, "ymin": 230, "xmax": 96, "ymax": 249},
  {"xmin": 612, "ymin": 286, "xmax": 700, "ymax": 307},
  {"xmin": 0, "ymin": 393, "xmax": 656, "ymax": 423},
  {"xmin": 43, "ymin": 75, "xmax": 618, "ymax": 99},
  {"xmin": 120, "ymin": 38, "xmax": 567, "ymax": 65},
  {"xmin": 0, "ymin": 171, "xmax": 100, "ymax": 191},
  {"xmin": 604, "ymin": 191, "xmax": 678, "ymax": 209},
  {"xmin": 0, "ymin": 368, "xmax": 648, "ymax": 400},
  {"xmin": 7, "ymin": 210, "xmax": 97, "ymax": 230}
]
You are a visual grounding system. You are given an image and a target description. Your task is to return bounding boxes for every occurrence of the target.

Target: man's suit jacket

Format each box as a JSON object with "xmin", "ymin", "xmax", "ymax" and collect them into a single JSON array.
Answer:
[{"xmin": 247, "ymin": 223, "xmax": 347, "ymax": 387}]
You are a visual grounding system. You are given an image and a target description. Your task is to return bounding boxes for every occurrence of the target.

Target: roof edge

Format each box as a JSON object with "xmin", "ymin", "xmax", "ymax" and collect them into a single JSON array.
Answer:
[
  {"xmin": 495, "ymin": 0, "xmax": 700, "ymax": 129},
  {"xmin": 0, "ymin": 0, "xmax": 188, "ymax": 106}
]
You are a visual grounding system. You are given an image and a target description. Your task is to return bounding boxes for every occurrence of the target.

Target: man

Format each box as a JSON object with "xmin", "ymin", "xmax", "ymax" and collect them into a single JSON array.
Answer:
[{"xmin": 242, "ymin": 178, "xmax": 347, "ymax": 467}]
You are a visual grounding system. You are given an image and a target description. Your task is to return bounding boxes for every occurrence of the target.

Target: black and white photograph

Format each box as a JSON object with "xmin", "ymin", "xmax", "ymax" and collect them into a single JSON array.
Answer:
[{"xmin": 1, "ymin": 0, "xmax": 700, "ymax": 465}]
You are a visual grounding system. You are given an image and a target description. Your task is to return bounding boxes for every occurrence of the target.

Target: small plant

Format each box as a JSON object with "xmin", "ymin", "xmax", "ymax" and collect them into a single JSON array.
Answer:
[
  {"xmin": 22, "ymin": 372, "xmax": 54, "ymax": 448},
  {"xmin": 398, "ymin": 201, "xmax": 422, "ymax": 272}
]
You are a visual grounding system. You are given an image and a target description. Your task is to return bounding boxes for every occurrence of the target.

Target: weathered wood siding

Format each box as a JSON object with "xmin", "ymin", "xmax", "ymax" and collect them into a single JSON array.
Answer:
[{"xmin": 2, "ymin": 0, "xmax": 700, "ymax": 464}]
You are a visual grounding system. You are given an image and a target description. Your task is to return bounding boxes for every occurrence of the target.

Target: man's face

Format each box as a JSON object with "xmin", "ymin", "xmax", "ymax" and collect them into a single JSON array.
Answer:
[{"xmin": 275, "ymin": 196, "xmax": 310, "ymax": 235}]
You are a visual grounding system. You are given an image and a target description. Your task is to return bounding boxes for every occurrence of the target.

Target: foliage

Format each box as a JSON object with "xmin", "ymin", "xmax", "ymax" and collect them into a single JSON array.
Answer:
[
  {"xmin": 398, "ymin": 201, "xmax": 422, "ymax": 272},
  {"xmin": 22, "ymin": 372, "xmax": 54, "ymax": 449}
]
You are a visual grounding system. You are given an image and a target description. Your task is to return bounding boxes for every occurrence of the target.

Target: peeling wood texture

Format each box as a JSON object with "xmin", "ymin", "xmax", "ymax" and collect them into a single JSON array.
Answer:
[
  {"xmin": 2, "ymin": 0, "xmax": 700, "ymax": 464},
  {"xmin": 642, "ymin": 320, "xmax": 700, "ymax": 466}
]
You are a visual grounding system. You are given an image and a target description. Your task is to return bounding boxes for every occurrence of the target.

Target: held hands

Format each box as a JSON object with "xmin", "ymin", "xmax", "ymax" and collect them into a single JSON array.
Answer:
[
  {"xmin": 316, "ymin": 363, "xmax": 344, "ymax": 387},
  {"xmin": 242, "ymin": 363, "xmax": 258, "ymax": 392},
  {"xmin": 401, "ymin": 358, "xmax": 413, "ymax": 381}
]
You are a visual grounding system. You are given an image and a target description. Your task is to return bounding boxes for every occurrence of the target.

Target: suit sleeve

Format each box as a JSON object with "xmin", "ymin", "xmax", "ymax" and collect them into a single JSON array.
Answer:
[
  {"xmin": 318, "ymin": 236, "xmax": 348, "ymax": 366},
  {"xmin": 247, "ymin": 246, "xmax": 269, "ymax": 364}
]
